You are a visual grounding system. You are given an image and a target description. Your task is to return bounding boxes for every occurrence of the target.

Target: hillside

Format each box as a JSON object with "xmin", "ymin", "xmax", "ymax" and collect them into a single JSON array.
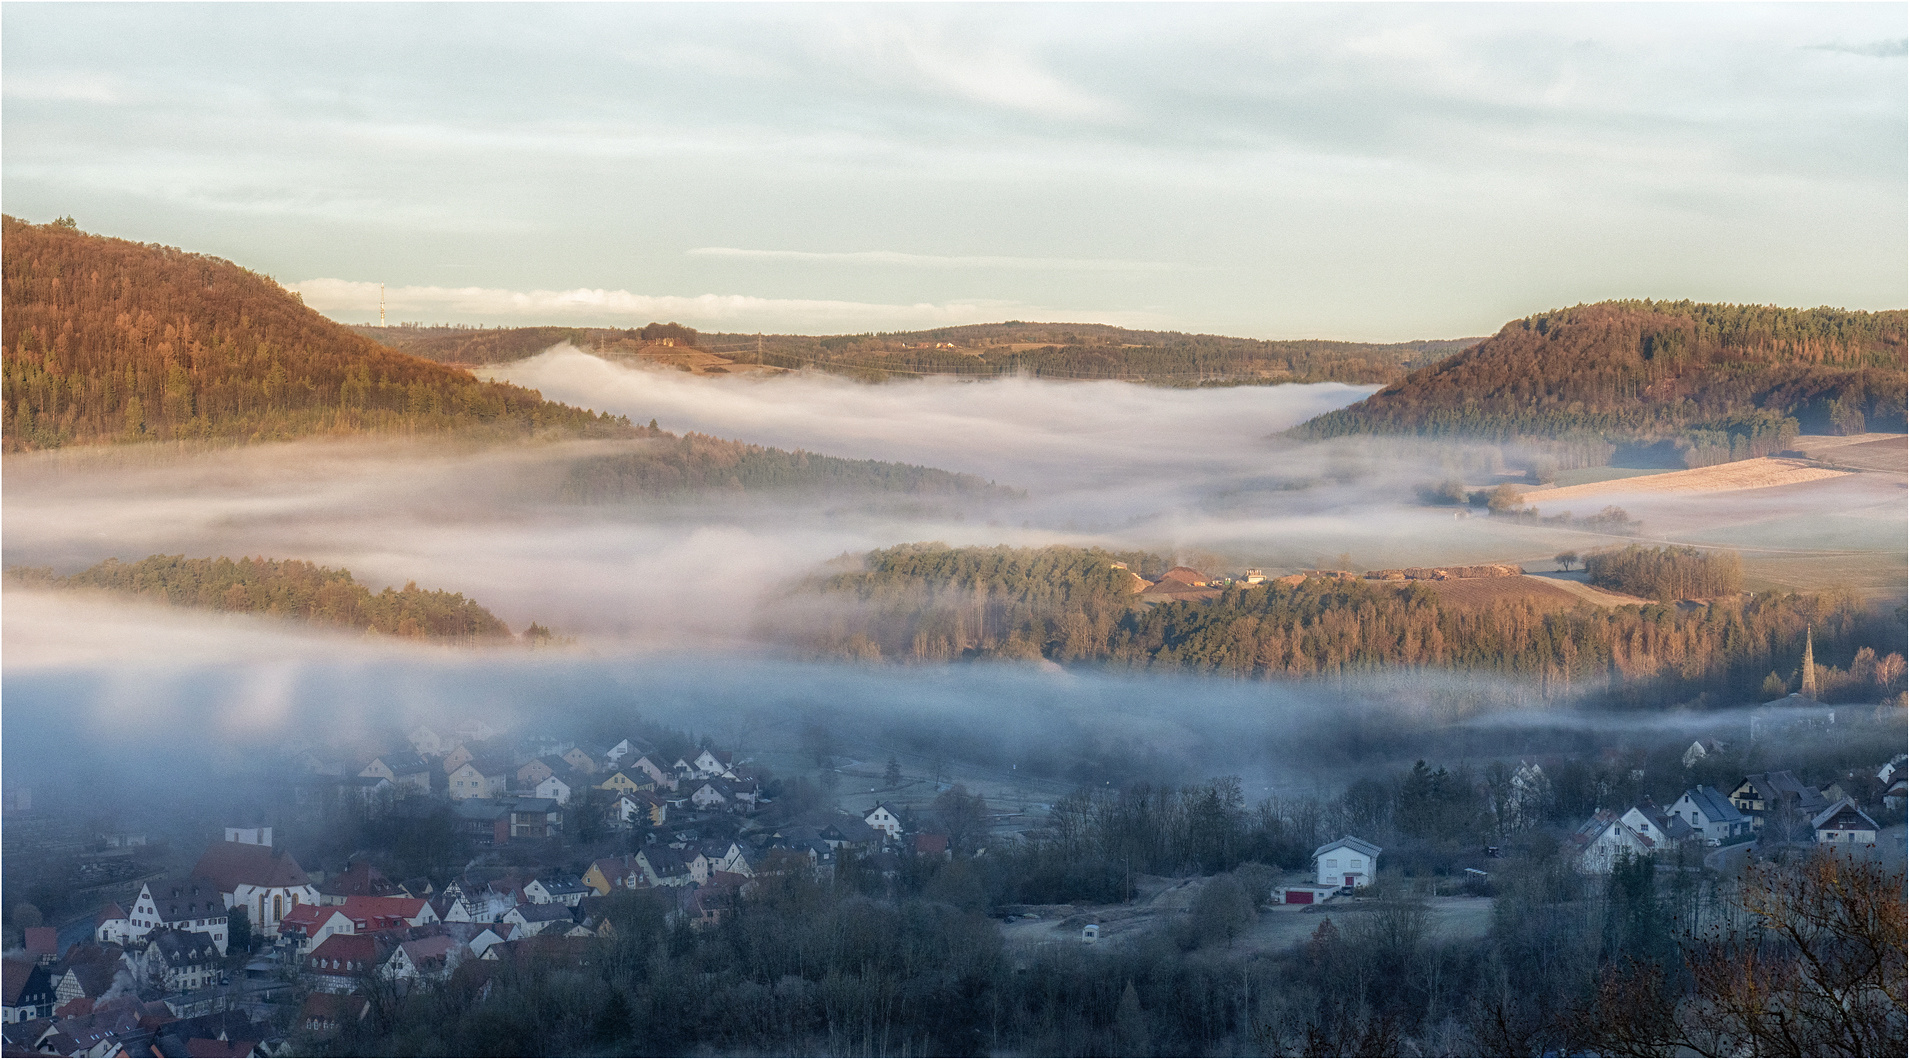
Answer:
[
  {"xmin": 1, "ymin": 216, "xmax": 629, "ymax": 452},
  {"xmin": 782, "ymin": 543, "xmax": 1907, "ymax": 706},
  {"xmin": 560, "ymin": 431, "xmax": 1019, "ymax": 502},
  {"xmin": 1294, "ymin": 301, "xmax": 1907, "ymax": 466},
  {"xmin": 6, "ymin": 554, "xmax": 514, "ymax": 642},
  {"xmin": 354, "ymin": 320, "xmax": 1477, "ymax": 386}
]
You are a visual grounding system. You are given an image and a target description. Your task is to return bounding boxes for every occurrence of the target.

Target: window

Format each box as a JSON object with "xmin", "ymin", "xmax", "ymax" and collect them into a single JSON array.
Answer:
[{"xmin": 1325, "ymin": 859, "xmax": 1338, "ymax": 869}]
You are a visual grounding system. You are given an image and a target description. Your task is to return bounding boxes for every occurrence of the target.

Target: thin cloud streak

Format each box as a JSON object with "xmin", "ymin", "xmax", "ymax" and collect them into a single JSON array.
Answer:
[{"xmin": 687, "ymin": 247, "xmax": 1186, "ymax": 272}]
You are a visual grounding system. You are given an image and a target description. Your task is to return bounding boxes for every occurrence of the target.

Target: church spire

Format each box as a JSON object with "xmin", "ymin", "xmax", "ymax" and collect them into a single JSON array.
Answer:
[{"xmin": 1801, "ymin": 627, "xmax": 1817, "ymax": 700}]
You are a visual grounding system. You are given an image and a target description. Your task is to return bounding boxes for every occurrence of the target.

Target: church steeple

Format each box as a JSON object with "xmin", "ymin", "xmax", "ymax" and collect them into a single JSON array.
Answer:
[{"xmin": 1801, "ymin": 627, "xmax": 1817, "ymax": 700}]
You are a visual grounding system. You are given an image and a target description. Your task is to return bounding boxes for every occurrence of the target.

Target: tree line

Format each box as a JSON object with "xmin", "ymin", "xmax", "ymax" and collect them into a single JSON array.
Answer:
[
  {"xmin": 1295, "ymin": 300, "xmax": 1907, "ymax": 461},
  {"xmin": 1, "ymin": 216, "xmax": 628, "ymax": 451},
  {"xmin": 1584, "ymin": 545, "xmax": 1743, "ymax": 602},
  {"xmin": 559, "ymin": 431, "xmax": 1017, "ymax": 502},
  {"xmin": 792, "ymin": 545, "xmax": 1908, "ymax": 706},
  {"xmin": 7, "ymin": 554, "xmax": 513, "ymax": 641}
]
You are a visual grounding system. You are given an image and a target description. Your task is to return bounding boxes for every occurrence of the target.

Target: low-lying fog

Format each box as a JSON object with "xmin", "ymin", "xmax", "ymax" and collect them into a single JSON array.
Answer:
[{"xmin": 5, "ymin": 347, "xmax": 1899, "ymax": 787}]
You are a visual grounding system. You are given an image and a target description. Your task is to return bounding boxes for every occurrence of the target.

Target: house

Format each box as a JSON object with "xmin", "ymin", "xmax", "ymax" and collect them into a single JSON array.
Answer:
[
  {"xmin": 305, "ymin": 935, "xmax": 386, "ymax": 994},
  {"xmin": 864, "ymin": 803, "xmax": 906, "ymax": 840},
  {"xmin": 1313, "ymin": 836, "xmax": 1381, "ymax": 887},
  {"xmin": 515, "ymin": 758, "xmax": 558, "ymax": 787},
  {"xmin": 91, "ymin": 903, "xmax": 135, "ymax": 948},
  {"xmin": 502, "ymin": 904, "xmax": 577, "ymax": 938},
  {"xmin": 1669, "ymin": 786, "xmax": 1750, "ymax": 845},
  {"xmin": 1619, "ymin": 802, "xmax": 1695, "ymax": 849},
  {"xmin": 613, "ymin": 791, "xmax": 668, "ymax": 829},
  {"xmin": 451, "ymin": 798, "xmax": 561, "ymax": 846},
  {"xmin": 1729, "ymin": 771, "xmax": 1829, "ymax": 833},
  {"xmin": 127, "ymin": 877, "xmax": 229, "ymax": 954},
  {"xmin": 144, "ymin": 931, "xmax": 220, "ymax": 993},
  {"xmin": 701, "ymin": 840, "xmax": 753, "ymax": 878},
  {"xmin": 380, "ymin": 936, "xmax": 460, "ymax": 984},
  {"xmin": 3, "ymin": 960, "xmax": 55, "ymax": 1023},
  {"xmin": 191, "ymin": 833, "xmax": 318, "ymax": 935},
  {"xmin": 634, "ymin": 845, "xmax": 694, "ymax": 887},
  {"xmin": 625, "ymin": 755, "xmax": 677, "ymax": 791},
  {"xmin": 19, "ymin": 929, "xmax": 57, "ymax": 968},
  {"xmin": 317, "ymin": 859, "xmax": 404, "ymax": 905},
  {"xmin": 561, "ymin": 747, "xmax": 601, "ymax": 775},
  {"xmin": 692, "ymin": 749, "xmax": 738, "ymax": 780},
  {"xmin": 687, "ymin": 872, "xmax": 750, "ymax": 927},
  {"xmin": 1568, "ymin": 810, "xmax": 1656, "ymax": 874},
  {"xmin": 359, "ymin": 752, "xmax": 431, "ymax": 794},
  {"xmin": 440, "ymin": 744, "xmax": 474, "ymax": 775},
  {"xmin": 299, "ymin": 990, "xmax": 370, "ymax": 1037},
  {"xmin": 532, "ymin": 771, "xmax": 575, "ymax": 805},
  {"xmin": 524, "ymin": 877, "xmax": 589, "ymax": 907},
  {"xmin": 583, "ymin": 857, "xmax": 636, "ymax": 896},
  {"xmin": 690, "ymin": 781, "xmax": 734, "ymax": 812},
  {"xmin": 1812, "ymin": 798, "xmax": 1880, "ymax": 846},
  {"xmin": 448, "ymin": 759, "xmax": 510, "ymax": 800},
  {"xmin": 277, "ymin": 905, "xmax": 355, "ymax": 958},
  {"xmin": 1877, "ymin": 753, "xmax": 1908, "ymax": 787},
  {"xmin": 337, "ymin": 895, "xmax": 439, "ymax": 931},
  {"xmin": 48, "ymin": 944, "xmax": 126, "ymax": 1006},
  {"xmin": 1885, "ymin": 778, "xmax": 1907, "ymax": 812},
  {"xmin": 596, "ymin": 768, "xmax": 655, "ymax": 795}
]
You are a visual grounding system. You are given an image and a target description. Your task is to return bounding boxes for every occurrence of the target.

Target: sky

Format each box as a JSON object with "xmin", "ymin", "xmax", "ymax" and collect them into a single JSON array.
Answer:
[{"xmin": 3, "ymin": 2, "xmax": 1904, "ymax": 340}]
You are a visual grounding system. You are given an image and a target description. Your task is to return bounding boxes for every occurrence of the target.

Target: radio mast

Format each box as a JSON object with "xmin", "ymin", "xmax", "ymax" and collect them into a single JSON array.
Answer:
[{"xmin": 379, "ymin": 284, "xmax": 386, "ymax": 328}]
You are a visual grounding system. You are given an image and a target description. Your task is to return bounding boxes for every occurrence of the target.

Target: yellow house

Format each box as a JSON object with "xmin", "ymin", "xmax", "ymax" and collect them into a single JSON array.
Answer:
[{"xmin": 596, "ymin": 769, "xmax": 655, "ymax": 795}]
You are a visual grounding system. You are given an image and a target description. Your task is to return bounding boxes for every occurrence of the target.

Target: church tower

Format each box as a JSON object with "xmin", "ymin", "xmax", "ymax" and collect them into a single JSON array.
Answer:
[{"xmin": 1801, "ymin": 627, "xmax": 1818, "ymax": 701}]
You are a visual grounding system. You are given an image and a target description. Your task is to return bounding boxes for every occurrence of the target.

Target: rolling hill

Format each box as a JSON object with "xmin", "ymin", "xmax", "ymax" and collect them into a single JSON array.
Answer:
[
  {"xmin": 1, "ymin": 216, "xmax": 630, "ymax": 452},
  {"xmin": 353, "ymin": 320, "xmax": 1479, "ymax": 386},
  {"xmin": 1294, "ymin": 300, "xmax": 1907, "ymax": 466}
]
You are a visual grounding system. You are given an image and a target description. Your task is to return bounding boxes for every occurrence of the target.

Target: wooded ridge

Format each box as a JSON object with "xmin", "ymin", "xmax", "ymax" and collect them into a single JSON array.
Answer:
[
  {"xmin": 1, "ymin": 216, "xmax": 630, "ymax": 452},
  {"xmin": 1295, "ymin": 301, "xmax": 1907, "ymax": 466},
  {"xmin": 6, "ymin": 554, "xmax": 516, "ymax": 642}
]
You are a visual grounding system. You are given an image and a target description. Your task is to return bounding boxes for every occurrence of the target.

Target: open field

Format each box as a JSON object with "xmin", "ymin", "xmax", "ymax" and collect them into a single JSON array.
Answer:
[
  {"xmin": 1796, "ymin": 434, "xmax": 1909, "ymax": 474},
  {"xmin": 1518, "ymin": 571, "xmax": 1654, "ymax": 607},
  {"xmin": 1410, "ymin": 573, "xmax": 1598, "ymax": 611},
  {"xmin": 1520, "ymin": 457, "xmax": 1850, "ymax": 503}
]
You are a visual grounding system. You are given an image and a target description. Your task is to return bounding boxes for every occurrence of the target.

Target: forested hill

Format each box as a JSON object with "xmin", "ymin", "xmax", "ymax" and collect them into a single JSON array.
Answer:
[
  {"xmin": 1293, "ymin": 301, "xmax": 1907, "ymax": 461},
  {"xmin": 355, "ymin": 320, "xmax": 1477, "ymax": 386},
  {"xmin": 558, "ymin": 429, "xmax": 1020, "ymax": 501},
  {"xmin": 1, "ymin": 216, "xmax": 629, "ymax": 452},
  {"xmin": 6, "ymin": 554, "xmax": 514, "ymax": 642},
  {"xmin": 787, "ymin": 543, "xmax": 1906, "ymax": 708}
]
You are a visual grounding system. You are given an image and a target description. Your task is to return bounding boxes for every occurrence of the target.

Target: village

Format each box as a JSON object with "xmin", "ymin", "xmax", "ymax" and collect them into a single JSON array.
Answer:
[{"xmin": 3, "ymin": 668, "xmax": 1903, "ymax": 1058}]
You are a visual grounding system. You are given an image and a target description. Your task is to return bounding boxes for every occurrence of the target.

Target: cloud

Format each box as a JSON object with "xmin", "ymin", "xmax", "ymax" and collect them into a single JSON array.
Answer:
[
  {"xmin": 1805, "ymin": 39, "xmax": 1909, "ymax": 58},
  {"xmin": 687, "ymin": 247, "xmax": 1185, "ymax": 272},
  {"xmin": 292, "ymin": 278, "xmax": 1166, "ymax": 332}
]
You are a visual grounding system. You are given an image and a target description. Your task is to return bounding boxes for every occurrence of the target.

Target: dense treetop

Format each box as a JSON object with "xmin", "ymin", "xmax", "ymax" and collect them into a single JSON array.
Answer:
[
  {"xmin": 1, "ymin": 216, "xmax": 629, "ymax": 451},
  {"xmin": 1295, "ymin": 300, "xmax": 1907, "ymax": 456},
  {"xmin": 560, "ymin": 433, "xmax": 1017, "ymax": 502},
  {"xmin": 8, "ymin": 554, "xmax": 513, "ymax": 641},
  {"xmin": 789, "ymin": 544, "xmax": 1906, "ymax": 707}
]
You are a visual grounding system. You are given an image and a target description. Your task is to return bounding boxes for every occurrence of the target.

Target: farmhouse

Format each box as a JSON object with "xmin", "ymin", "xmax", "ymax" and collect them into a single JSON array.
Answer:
[
  {"xmin": 1312, "ymin": 836, "xmax": 1380, "ymax": 888},
  {"xmin": 1812, "ymin": 798, "xmax": 1879, "ymax": 846}
]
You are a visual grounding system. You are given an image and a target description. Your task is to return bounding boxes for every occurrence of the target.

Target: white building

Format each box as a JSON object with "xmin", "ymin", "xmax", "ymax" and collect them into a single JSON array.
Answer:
[
  {"xmin": 191, "ymin": 833, "xmax": 319, "ymax": 935},
  {"xmin": 1812, "ymin": 799, "xmax": 1879, "ymax": 846},
  {"xmin": 864, "ymin": 803, "xmax": 905, "ymax": 840},
  {"xmin": 1668, "ymin": 786, "xmax": 1749, "ymax": 846},
  {"xmin": 1312, "ymin": 836, "xmax": 1381, "ymax": 888}
]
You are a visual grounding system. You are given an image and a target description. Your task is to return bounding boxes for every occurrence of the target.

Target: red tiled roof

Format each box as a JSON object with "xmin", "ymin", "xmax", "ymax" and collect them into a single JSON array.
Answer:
[
  {"xmin": 22, "ymin": 928, "xmax": 57, "ymax": 957},
  {"xmin": 337, "ymin": 895, "xmax": 427, "ymax": 925},
  {"xmin": 192, "ymin": 841, "xmax": 310, "ymax": 892}
]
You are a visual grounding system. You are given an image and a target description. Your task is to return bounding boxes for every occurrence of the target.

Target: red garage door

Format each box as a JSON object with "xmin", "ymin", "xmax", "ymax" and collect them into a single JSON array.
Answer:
[{"xmin": 1286, "ymin": 889, "xmax": 1314, "ymax": 904}]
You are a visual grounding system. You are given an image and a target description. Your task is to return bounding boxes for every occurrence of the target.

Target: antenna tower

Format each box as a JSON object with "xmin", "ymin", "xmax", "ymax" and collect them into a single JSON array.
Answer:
[{"xmin": 379, "ymin": 284, "xmax": 386, "ymax": 327}]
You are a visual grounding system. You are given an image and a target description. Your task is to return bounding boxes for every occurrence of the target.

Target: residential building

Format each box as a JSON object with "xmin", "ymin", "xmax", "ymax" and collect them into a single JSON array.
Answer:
[
  {"xmin": 448, "ymin": 759, "xmax": 510, "ymax": 800},
  {"xmin": 143, "ymin": 931, "xmax": 220, "ymax": 994},
  {"xmin": 1812, "ymin": 799, "xmax": 1880, "ymax": 846},
  {"xmin": 1312, "ymin": 836, "xmax": 1381, "ymax": 887},
  {"xmin": 306, "ymin": 935, "xmax": 386, "ymax": 994},
  {"xmin": 3, "ymin": 960, "xmax": 55, "ymax": 1023},
  {"xmin": 1669, "ymin": 786, "xmax": 1750, "ymax": 845},
  {"xmin": 864, "ymin": 803, "xmax": 906, "ymax": 840},
  {"xmin": 127, "ymin": 878, "xmax": 229, "ymax": 955},
  {"xmin": 1730, "ymin": 771, "xmax": 1830, "ymax": 833}
]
